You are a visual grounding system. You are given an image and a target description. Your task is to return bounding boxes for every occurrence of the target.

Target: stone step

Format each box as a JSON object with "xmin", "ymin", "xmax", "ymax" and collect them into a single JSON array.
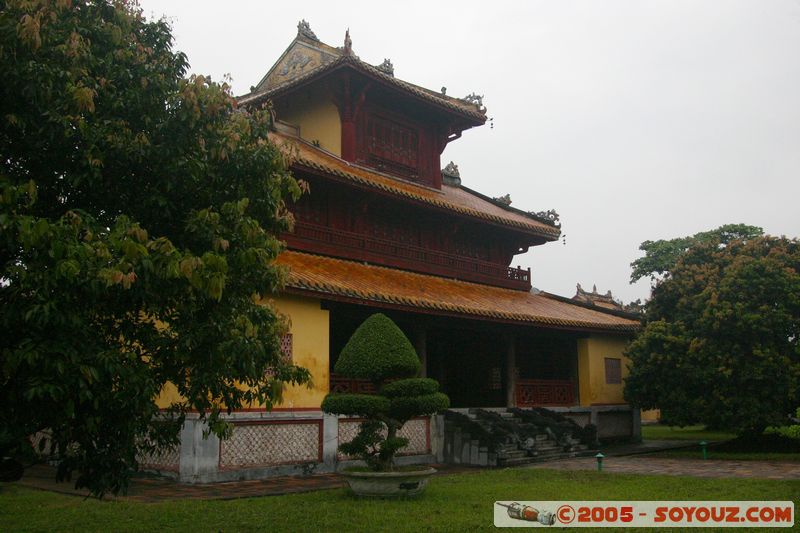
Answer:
[
  {"xmin": 498, "ymin": 456, "xmax": 540, "ymax": 467},
  {"xmin": 497, "ymin": 449, "xmax": 528, "ymax": 460},
  {"xmin": 532, "ymin": 450, "xmax": 573, "ymax": 460},
  {"xmin": 532, "ymin": 445, "xmax": 562, "ymax": 454}
]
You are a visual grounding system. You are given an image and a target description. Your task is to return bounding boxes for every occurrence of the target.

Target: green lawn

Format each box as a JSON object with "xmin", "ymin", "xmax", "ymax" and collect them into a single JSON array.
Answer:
[
  {"xmin": 2, "ymin": 469, "xmax": 798, "ymax": 532},
  {"xmin": 641, "ymin": 424, "xmax": 737, "ymax": 442},
  {"xmin": 641, "ymin": 424, "xmax": 800, "ymax": 462}
]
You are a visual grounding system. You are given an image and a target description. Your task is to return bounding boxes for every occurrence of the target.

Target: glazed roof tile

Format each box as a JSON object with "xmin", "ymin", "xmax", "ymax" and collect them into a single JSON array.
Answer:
[
  {"xmin": 277, "ymin": 251, "xmax": 640, "ymax": 333},
  {"xmin": 271, "ymin": 132, "xmax": 561, "ymax": 240},
  {"xmin": 239, "ymin": 54, "xmax": 486, "ymax": 123}
]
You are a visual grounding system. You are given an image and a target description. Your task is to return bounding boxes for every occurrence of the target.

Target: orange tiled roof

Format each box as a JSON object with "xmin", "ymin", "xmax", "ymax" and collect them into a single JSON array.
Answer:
[
  {"xmin": 276, "ymin": 251, "xmax": 640, "ymax": 333},
  {"xmin": 270, "ymin": 132, "xmax": 561, "ymax": 240}
]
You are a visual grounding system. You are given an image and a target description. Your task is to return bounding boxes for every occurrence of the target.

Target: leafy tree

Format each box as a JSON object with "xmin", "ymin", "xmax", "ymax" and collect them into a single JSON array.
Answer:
[
  {"xmin": 625, "ymin": 235, "xmax": 800, "ymax": 434},
  {"xmin": 630, "ymin": 223, "xmax": 763, "ymax": 283},
  {"xmin": 321, "ymin": 314, "xmax": 449, "ymax": 471},
  {"xmin": 0, "ymin": 0, "xmax": 310, "ymax": 495}
]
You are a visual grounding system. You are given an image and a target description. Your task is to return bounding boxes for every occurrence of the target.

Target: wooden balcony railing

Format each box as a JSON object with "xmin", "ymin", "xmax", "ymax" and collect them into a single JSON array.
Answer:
[
  {"xmin": 515, "ymin": 379, "xmax": 576, "ymax": 407},
  {"xmin": 284, "ymin": 221, "xmax": 531, "ymax": 290}
]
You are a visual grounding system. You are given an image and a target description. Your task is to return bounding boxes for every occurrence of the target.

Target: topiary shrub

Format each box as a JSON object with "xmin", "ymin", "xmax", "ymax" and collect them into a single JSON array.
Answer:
[{"xmin": 321, "ymin": 314, "xmax": 449, "ymax": 471}]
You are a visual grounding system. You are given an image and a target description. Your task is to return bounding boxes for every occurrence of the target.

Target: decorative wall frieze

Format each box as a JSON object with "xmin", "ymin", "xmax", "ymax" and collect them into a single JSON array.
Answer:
[{"xmin": 279, "ymin": 51, "xmax": 312, "ymax": 77}]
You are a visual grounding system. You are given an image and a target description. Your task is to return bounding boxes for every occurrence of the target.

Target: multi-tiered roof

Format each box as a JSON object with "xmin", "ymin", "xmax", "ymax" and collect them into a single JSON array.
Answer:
[{"xmin": 239, "ymin": 22, "xmax": 638, "ymax": 333}]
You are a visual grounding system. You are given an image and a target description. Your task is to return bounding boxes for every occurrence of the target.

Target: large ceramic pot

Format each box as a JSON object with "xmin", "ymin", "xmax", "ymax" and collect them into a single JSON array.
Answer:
[{"xmin": 340, "ymin": 467, "xmax": 437, "ymax": 497}]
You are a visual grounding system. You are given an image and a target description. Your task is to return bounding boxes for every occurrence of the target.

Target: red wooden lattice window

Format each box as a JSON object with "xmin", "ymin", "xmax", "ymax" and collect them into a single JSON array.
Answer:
[
  {"xmin": 365, "ymin": 114, "xmax": 419, "ymax": 178},
  {"xmin": 604, "ymin": 357, "xmax": 622, "ymax": 385}
]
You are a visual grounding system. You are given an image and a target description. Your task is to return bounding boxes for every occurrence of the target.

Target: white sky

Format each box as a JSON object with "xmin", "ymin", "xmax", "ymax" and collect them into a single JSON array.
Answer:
[{"xmin": 138, "ymin": 0, "xmax": 800, "ymax": 303}]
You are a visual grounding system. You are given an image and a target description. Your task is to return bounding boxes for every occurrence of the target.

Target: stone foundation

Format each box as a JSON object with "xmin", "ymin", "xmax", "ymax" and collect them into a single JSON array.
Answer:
[{"xmin": 146, "ymin": 411, "xmax": 444, "ymax": 484}]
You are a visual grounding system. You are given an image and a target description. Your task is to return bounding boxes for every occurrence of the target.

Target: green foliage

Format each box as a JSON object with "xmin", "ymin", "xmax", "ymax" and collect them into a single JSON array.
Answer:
[
  {"xmin": 767, "ymin": 425, "xmax": 800, "ymax": 441},
  {"xmin": 629, "ymin": 223, "xmax": 763, "ymax": 283},
  {"xmin": 320, "ymin": 394, "xmax": 390, "ymax": 418},
  {"xmin": 337, "ymin": 420, "xmax": 410, "ymax": 472},
  {"xmin": 0, "ymin": 0, "xmax": 310, "ymax": 496},
  {"xmin": 333, "ymin": 313, "xmax": 420, "ymax": 382},
  {"xmin": 625, "ymin": 235, "xmax": 800, "ymax": 435},
  {"xmin": 322, "ymin": 314, "xmax": 448, "ymax": 471},
  {"xmin": 389, "ymin": 393, "xmax": 450, "ymax": 421},
  {"xmin": 380, "ymin": 377, "xmax": 440, "ymax": 398}
]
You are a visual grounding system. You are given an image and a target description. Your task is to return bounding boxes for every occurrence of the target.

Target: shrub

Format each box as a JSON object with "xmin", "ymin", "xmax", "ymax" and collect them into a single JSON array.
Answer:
[
  {"xmin": 322, "ymin": 314, "xmax": 449, "ymax": 471},
  {"xmin": 333, "ymin": 313, "xmax": 420, "ymax": 382}
]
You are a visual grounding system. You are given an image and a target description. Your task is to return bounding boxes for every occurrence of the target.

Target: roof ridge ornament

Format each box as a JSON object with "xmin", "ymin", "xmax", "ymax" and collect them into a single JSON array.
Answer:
[
  {"xmin": 493, "ymin": 194, "xmax": 512, "ymax": 206},
  {"xmin": 462, "ymin": 92, "xmax": 485, "ymax": 110},
  {"xmin": 297, "ymin": 20, "xmax": 318, "ymax": 41},
  {"xmin": 529, "ymin": 209, "xmax": 561, "ymax": 228},
  {"xmin": 376, "ymin": 58, "xmax": 394, "ymax": 77},
  {"xmin": 344, "ymin": 29, "xmax": 353, "ymax": 55},
  {"xmin": 441, "ymin": 161, "xmax": 461, "ymax": 186}
]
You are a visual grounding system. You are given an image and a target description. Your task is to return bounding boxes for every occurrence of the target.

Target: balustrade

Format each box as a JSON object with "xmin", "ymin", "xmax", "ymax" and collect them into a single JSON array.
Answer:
[
  {"xmin": 515, "ymin": 379, "xmax": 576, "ymax": 407},
  {"xmin": 285, "ymin": 221, "xmax": 531, "ymax": 290}
]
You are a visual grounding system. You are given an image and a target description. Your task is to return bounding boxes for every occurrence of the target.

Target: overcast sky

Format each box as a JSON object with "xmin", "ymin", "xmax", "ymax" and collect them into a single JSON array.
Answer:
[{"xmin": 138, "ymin": 0, "xmax": 800, "ymax": 303}]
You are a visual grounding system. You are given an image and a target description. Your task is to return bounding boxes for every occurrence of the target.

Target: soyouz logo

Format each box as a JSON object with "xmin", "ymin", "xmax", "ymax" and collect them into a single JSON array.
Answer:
[{"xmin": 493, "ymin": 501, "xmax": 794, "ymax": 528}]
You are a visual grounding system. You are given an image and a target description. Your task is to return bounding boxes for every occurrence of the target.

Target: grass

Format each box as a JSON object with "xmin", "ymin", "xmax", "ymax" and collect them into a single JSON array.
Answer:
[
  {"xmin": 1, "ymin": 469, "xmax": 798, "ymax": 532},
  {"xmin": 641, "ymin": 424, "xmax": 737, "ymax": 442},
  {"xmin": 642, "ymin": 424, "xmax": 800, "ymax": 462}
]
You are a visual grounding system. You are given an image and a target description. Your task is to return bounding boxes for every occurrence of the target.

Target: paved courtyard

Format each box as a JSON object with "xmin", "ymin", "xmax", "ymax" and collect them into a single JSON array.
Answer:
[
  {"xmin": 14, "ymin": 452, "xmax": 800, "ymax": 502},
  {"xmin": 526, "ymin": 455, "xmax": 800, "ymax": 480}
]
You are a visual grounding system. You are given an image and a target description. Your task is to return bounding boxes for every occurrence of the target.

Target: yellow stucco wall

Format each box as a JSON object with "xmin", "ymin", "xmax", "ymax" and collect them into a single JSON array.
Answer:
[
  {"xmin": 577, "ymin": 335, "xmax": 631, "ymax": 406},
  {"xmin": 280, "ymin": 85, "xmax": 341, "ymax": 156},
  {"xmin": 270, "ymin": 293, "xmax": 330, "ymax": 408},
  {"xmin": 641, "ymin": 409, "xmax": 661, "ymax": 422},
  {"xmin": 156, "ymin": 293, "xmax": 330, "ymax": 410}
]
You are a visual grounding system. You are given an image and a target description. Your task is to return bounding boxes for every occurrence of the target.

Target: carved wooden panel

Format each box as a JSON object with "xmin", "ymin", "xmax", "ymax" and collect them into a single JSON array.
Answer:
[
  {"xmin": 604, "ymin": 357, "xmax": 622, "ymax": 385},
  {"xmin": 515, "ymin": 379, "xmax": 575, "ymax": 407},
  {"xmin": 365, "ymin": 114, "xmax": 419, "ymax": 178}
]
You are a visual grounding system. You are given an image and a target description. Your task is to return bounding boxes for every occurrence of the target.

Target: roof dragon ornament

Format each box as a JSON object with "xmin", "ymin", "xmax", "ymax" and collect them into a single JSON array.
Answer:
[{"xmin": 530, "ymin": 209, "xmax": 561, "ymax": 228}]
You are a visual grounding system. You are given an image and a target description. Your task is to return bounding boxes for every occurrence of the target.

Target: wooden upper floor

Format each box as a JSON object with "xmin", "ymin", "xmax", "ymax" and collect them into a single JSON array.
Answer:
[{"xmin": 239, "ymin": 23, "xmax": 561, "ymax": 291}]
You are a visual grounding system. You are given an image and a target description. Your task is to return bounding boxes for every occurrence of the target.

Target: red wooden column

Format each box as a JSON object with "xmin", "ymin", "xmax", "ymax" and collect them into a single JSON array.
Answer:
[
  {"xmin": 339, "ymin": 74, "xmax": 356, "ymax": 162},
  {"xmin": 341, "ymin": 120, "xmax": 356, "ymax": 161},
  {"xmin": 505, "ymin": 333, "xmax": 517, "ymax": 408},
  {"xmin": 414, "ymin": 327, "xmax": 428, "ymax": 378}
]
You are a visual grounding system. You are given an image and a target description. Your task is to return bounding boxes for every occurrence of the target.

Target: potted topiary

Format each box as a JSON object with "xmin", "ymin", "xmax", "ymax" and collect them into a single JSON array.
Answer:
[{"xmin": 321, "ymin": 313, "xmax": 449, "ymax": 496}]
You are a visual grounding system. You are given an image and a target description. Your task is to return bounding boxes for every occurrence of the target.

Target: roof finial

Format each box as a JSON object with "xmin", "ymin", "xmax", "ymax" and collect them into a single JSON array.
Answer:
[
  {"xmin": 376, "ymin": 58, "xmax": 394, "ymax": 77},
  {"xmin": 441, "ymin": 161, "xmax": 461, "ymax": 186},
  {"xmin": 344, "ymin": 29, "xmax": 353, "ymax": 55},
  {"xmin": 462, "ymin": 93, "xmax": 485, "ymax": 110},
  {"xmin": 297, "ymin": 20, "xmax": 318, "ymax": 41},
  {"xmin": 493, "ymin": 194, "xmax": 512, "ymax": 206}
]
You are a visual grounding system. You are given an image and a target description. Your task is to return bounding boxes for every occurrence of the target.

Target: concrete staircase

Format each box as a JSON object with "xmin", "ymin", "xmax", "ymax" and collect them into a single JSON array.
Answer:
[{"xmin": 443, "ymin": 408, "xmax": 596, "ymax": 467}]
